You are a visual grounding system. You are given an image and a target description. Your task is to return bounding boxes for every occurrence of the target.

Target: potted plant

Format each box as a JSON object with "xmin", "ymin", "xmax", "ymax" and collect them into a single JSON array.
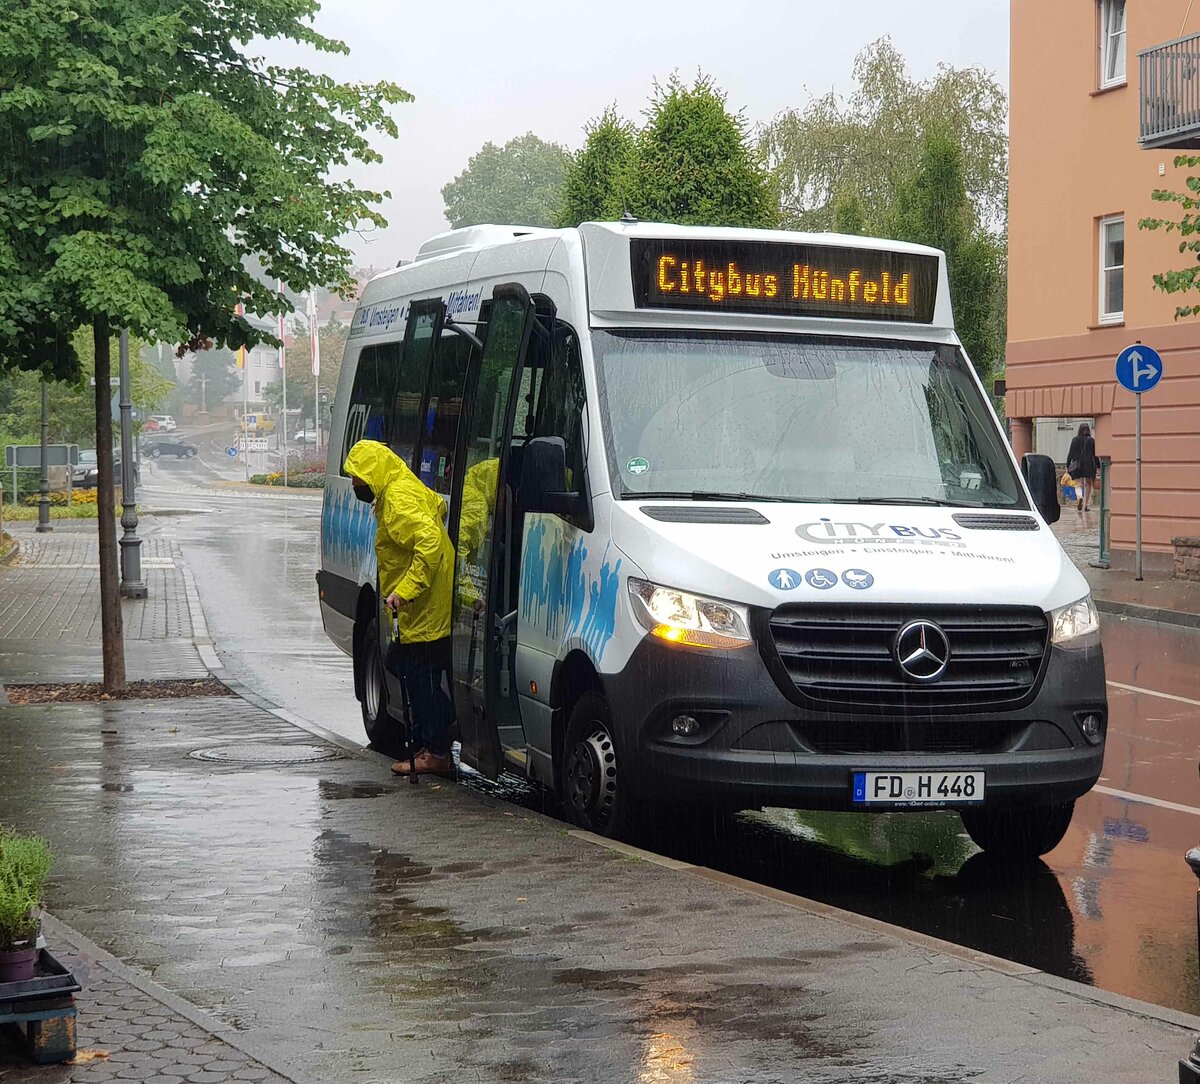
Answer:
[{"xmin": 0, "ymin": 828, "xmax": 53, "ymax": 983}]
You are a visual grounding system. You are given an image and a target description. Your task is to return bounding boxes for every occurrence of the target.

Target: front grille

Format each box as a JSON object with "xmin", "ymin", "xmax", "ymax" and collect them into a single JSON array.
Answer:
[
  {"xmin": 765, "ymin": 604, "xmax": 1049, "ymax": 713},
  {"xmin": 792, "ymin": 718, "xmax": 1028, "ymax": 754}
]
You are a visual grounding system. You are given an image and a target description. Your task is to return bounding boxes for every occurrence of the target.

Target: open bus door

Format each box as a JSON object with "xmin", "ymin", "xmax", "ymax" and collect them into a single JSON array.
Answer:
[{"xmin": 449, "ymin": 285, "xmax": 537, "ymax": 778}]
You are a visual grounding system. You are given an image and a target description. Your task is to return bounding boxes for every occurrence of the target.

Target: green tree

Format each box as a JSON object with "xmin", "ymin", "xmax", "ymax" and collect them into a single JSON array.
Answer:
[
  {"xmin": 264, "ymin": 319, "xmax": 348, "ymax": 423},
  {"xmin": 556, "ymin": 107, "xmax": 637, "ymax": 226},
  {"xmin": 184, "ymin": 348, "xmax": 241, "ymax": 413},
  {"xmin": 0, "ymin": 328, "xmax": 170, "ymax": 448},
  {"xmin": 887, "ymin": 130, "xmax": 1005, "ymax": 384},
  {"xmin": 0, "ymin": 0, "xmax": 409, "ymax": 691},
  {"xmin": 831, "ymin": 188, "xmax": 868, "ymax": 236},
  {"xmin": 442, "ymin": 133, "xmax": 571, "ymax": 229},
  {"xmin": 761, "ymin": 38, "xmax": 1007, "ymax": 233},
  {"xmin": 1140, "ymin": 155, "xmax": 1200, "ymax": 318},
  {"xmin": 626, "ymin": 74, "xmax": 778, "ymax": 228}
]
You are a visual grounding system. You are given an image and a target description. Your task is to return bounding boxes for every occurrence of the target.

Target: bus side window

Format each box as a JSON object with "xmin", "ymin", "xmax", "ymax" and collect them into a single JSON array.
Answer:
[
  {"xmin": 340, "ymin": 345, "xmax": 392, "ymax": 475},
  {"xmin": 534, "ymin": 324, "xmax": 587, "ymax": 497},
  {"xmin": 389, "ymin": 308, "xmax": 438, "ymax": 471},
  {"xmin": 419, "ymin": 332, "xmax": 476, "ymax": 496}
]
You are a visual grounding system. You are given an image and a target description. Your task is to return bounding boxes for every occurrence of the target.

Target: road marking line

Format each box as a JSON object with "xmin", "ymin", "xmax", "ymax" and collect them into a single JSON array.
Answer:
[
  {"xmin": 1106, "ymin": 679, "xmax": 1200, "ymax": 709},
  {"xmin": 1093, "ymin": 784, "xmax": 1200, "ymax": 817}
]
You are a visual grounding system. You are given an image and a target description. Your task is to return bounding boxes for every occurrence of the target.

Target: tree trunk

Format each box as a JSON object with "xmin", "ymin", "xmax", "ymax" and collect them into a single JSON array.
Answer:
[{"xmin": 94, "ymin": 317, "xmax": 126, "ymax": 693}]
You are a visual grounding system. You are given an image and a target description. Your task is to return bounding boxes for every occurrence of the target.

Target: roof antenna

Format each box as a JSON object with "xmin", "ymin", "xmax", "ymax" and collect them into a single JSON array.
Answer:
[{"xmin": 620, "ymin": 185, "xmax": 637, "ymax": 224}]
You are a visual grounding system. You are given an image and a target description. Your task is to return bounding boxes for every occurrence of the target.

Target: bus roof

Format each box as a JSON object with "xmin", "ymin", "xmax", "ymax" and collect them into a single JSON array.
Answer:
[{"xmin": 356, "ymin": 221, "xmax": 954, "ymax": 334}]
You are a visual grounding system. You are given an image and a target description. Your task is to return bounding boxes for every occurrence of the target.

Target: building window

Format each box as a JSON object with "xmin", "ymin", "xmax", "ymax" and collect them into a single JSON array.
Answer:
[
  {"xmin": 1099, "ymin": 215, "xmax": 1124, "ymax": 323},
  {"xmin": 254, "ymin": 380, "xmax": 261, "ymax": 396},
  {"xmin": 1099, "ymin": 0, "xmax": 1127, "ymax": 88}
]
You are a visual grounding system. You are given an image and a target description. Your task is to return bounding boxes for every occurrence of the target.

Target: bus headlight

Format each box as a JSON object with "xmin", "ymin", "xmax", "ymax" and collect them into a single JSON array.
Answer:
[
  {"xmin": 628, "ymin": 579, "xmax": 753, "ymax": 650},
  {"xmin": 1050, "ymin": 595, "xmax": 1100, "ymax": 647}
]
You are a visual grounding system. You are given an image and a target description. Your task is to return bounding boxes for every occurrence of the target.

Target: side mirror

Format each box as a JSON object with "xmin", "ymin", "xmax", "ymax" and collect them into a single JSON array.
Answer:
[
  {"xmin": 1022, "ymin": 452, "xmax": 1060, "ymax": 524},
  {"xmin": 517, "ymin": 437, "xmax": 585, "ymax": 519}
]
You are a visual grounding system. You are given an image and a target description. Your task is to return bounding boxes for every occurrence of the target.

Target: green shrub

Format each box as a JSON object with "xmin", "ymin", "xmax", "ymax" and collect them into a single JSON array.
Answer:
[
  {"xmin": 286, "ymin": 472, "xmax": 325, "ymax": 488},
  {"xmin": 0, "ymin": 829, "xmax": 53, "ymax": 949},
  {"xmin": 249, "ymin": 474, "xmax": 268, "ymax": 485}
]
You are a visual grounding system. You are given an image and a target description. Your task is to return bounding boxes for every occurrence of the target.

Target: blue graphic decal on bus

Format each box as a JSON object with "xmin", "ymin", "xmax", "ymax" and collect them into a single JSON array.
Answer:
[
  {"xmin": 521, "ymin": 519, "xmax": 619, "ymax": 660},
  {"xmin": 322, "ymin": 486, "xmax": 376, "ymax": 569}
]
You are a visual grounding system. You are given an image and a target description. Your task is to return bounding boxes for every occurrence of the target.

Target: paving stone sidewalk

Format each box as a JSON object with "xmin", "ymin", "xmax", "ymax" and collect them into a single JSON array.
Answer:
[
  {"xmin": 0, "ymin": 919, "xmax": 288, "ymax": 1084},
  {"xmin": 0, "ymin": 521, "xmax": 207, "ymax": 684}
]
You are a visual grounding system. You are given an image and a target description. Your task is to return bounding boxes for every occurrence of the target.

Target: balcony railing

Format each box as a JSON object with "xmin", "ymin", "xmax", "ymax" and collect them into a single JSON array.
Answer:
[{"xmin": 1140, "ymin": 32, "xmax": 1200, "ymax": 149}]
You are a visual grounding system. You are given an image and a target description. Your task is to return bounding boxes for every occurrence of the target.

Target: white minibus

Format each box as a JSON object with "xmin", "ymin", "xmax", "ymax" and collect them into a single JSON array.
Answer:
[{"xmin": 318, "ymin": 221, "xmax": 1107, "ymax": 859}]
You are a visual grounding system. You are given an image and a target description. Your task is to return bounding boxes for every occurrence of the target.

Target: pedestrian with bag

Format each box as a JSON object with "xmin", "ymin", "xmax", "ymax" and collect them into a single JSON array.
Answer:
[
  {"xmin": 344, "ymin": 439, "xmax": 457, "ymax": 777},
  {"xmin": 1065, "ymin": 422, "xmax": 1098, "ymax": 513}
]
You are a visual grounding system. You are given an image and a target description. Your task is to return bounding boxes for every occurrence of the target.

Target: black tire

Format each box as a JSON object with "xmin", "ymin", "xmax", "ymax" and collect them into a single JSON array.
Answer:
[
  {"xmin": 960, "ymin": 800, "xmax": 1075, "ymax": 861},
  {"xmin": 187, "ymin": 448, "xmax": 197, "ymax": 458},
  {"xmin": 149, "ymin": 447, "xmax": 161, "ymax": 458},
  {"xmin": 560, "ymin": 691, "xmax": 640, "ymax": 838},
  {"xmin": 358, "ymin": 615, "xmax": 405, "ymax": 758}
]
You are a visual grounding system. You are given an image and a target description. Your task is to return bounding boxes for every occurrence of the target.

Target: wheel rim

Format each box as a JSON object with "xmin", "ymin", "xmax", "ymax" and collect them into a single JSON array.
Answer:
[
  {"xmin": 565, "ymin": 724, "xmax": 617, "ymax": 829},
  {"xmin": 364, "ymin": 641, "xmax": 383, "ymax": 722}
]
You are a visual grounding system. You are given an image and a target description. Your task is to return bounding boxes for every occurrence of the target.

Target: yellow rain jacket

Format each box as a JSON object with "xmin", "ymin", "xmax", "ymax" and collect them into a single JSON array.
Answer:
[
  {"xmin": 343, "ymin": 440, "xmax": 454, "ymax": 644},
  {"xmin": 455, "ymin": 457, "xmax": 500, "ymax": 609}
]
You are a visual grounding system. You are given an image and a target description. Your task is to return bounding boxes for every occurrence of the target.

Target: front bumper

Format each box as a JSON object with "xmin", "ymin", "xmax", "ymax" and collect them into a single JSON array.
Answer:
[{"xmin": 601, "ymin": 631, "xmax": 1107, "ymax": 812}]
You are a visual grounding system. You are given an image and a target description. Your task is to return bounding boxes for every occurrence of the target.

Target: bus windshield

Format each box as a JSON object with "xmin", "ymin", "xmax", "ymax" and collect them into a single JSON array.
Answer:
[{"xmin": 593, "ymin": 330, "xmax": 1026, "ymax": 508}]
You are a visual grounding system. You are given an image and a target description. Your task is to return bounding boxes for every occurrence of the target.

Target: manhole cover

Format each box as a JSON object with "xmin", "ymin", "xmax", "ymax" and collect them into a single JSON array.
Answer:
[{"xmin": 189, "ymin": 743, "xmax": 345, "ymax": 765}]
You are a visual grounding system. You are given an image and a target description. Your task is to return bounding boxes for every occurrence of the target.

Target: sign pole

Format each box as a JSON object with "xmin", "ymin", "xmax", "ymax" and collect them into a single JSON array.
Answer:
[
  {"xmin": 279, "ymin": 280, "xmax": 288, "ymax": 488},
  {"xmin": 36, "ymin": 381, "xmax": 51, "ymax": 533},
  {"xmin": 118, "ymin": 329, "xmax": 147, "ymax": 598},
  {"xmin": 1115, "ymin": 342, "xmax": 1162, "ymax": 582},
  {"xmin": 1135, "ymin": 390, "xmax": 1143, "ymax": 581}
]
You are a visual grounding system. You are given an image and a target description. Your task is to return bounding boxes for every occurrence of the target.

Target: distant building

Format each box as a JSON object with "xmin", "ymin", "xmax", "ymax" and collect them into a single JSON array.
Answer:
[{"xmin": 1008, "ymin": 1, "xmax": 1200, "ymax": 566}]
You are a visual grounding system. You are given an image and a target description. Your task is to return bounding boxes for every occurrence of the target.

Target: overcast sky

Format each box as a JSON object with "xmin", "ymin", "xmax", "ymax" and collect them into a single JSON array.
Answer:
[{"xmin": 269, "ymin": 1, "xmax": 1009, "ymax": 268}]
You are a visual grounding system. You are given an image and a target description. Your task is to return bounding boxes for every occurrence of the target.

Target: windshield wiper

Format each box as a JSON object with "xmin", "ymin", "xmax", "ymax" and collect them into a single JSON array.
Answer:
[
  {"xmin": 623, "ymin": 490, "xmax": 796, "ymax": 503},
  {"xmin": 849, "ymin": 496, "xmax": 977, "ymax": 508}
]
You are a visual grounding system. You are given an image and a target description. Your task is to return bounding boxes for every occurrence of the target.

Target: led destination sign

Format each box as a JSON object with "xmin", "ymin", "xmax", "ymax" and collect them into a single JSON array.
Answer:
[{"xmin": 630, "ymin": 238, "xmax": 939, "ymax": 323}]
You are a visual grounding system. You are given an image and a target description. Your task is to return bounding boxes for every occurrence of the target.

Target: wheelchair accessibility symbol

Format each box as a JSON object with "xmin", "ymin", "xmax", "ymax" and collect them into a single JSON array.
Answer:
[
  {"xmin": 805, "ymin": 568, "xmax": 837, "ymax": 589},
  {"xmin": 768, "ymin": 568, "xmax": 801, "ymax": 591}
]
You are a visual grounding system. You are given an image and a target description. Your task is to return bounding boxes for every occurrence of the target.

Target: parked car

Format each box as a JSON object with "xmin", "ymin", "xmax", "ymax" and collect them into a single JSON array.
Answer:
[
  {"xmin": 293, "ymin": 430, "xmax": 318, "ymax": 445},
  {"xmin": 144, "ymin": 438, "xmax": 197, "ymax": 459},
  {"xmin": 73, "ymin": 449, "xmax": 139, "ymax": 487},
  {"xmin": 149, "ymin": 415, "xmax": 177, "ymax": 432}
]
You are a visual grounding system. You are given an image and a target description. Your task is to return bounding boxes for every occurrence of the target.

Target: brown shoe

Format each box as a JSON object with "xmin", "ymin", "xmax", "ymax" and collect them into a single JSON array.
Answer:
[
  {"xmin": 390, "ymin": 749, "xmax": 427, "ymax": 775},
  {"xmin": 413, "ymin": 751, "xmax": 455, "ymax": 776}
]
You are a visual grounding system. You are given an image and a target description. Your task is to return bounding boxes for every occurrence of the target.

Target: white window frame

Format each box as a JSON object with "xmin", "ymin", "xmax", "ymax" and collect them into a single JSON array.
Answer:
[
  {"xmin": 1099, "ymin": 215, "xmax": 1125, "ymax": 325},
  {"xmin": 1099, "ymin": 0, "xmax": 1127, "ymax": 89}
]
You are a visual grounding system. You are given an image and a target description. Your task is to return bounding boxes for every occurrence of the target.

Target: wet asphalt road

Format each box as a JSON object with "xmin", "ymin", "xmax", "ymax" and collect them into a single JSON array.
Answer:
[{"xmin": 141, "ymin": 448, "xmax": 1200, "ymax": 1017}]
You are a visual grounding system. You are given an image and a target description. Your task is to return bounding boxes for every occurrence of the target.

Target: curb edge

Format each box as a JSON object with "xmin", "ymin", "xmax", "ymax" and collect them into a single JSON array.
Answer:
[{"xmin": 40, "ymin": 913, "xmax": 310, "ymax": 1084}]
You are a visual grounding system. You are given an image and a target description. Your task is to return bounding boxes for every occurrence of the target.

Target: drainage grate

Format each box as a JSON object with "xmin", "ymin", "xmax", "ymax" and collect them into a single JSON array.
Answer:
[{"xmin": 188, "ymin": 743, "xmax": 346, "ymax": 765}]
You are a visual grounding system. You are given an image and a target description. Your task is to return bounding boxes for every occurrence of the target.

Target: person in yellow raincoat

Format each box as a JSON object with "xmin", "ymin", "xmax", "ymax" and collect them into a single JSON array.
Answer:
[{"xmin": 344, "ymin": 440, "xmax": 456, "ymax": 776}]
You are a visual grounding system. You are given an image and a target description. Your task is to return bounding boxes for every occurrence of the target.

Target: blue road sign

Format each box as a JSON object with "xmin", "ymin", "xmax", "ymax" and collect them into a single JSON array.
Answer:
[
  {"xmin": 768, "ymin": 568, "xmax": 801, "ymax": 591},
  {"xmin": 1115, "ymin": 344, "xmax": 1163, "ymax": 394},
  {"xmin": 225, "ymin": 446, "xmax": 238, "ymax": 458}
]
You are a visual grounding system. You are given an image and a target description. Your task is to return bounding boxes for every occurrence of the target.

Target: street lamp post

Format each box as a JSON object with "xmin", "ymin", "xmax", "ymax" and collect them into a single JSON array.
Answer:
[
  {"xmin": 36, "ymin": 381, "xmax": 51, "ymax": 533},
  {"xmin": 117, "ymin": 329, "xmax": 146, "ymax": 599}
]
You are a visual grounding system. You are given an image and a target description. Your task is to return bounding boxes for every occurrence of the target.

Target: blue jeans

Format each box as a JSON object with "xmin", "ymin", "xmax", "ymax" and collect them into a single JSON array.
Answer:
[{"xmin": 386, "ymin": 637, "xmax": 454, "ymax": 757}]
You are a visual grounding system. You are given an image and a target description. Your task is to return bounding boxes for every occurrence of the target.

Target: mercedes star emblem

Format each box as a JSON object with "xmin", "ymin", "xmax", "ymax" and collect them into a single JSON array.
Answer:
[{"xmin": 894, "ymin": 620, "xmax": 951, "ymax": 683}]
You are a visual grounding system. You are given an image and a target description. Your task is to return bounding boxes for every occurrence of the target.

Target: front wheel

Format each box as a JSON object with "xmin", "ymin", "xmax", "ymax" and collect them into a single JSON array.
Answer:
[
  {"xmin": 149, "ymin": 447, "xmax": 161, "ymax": 458},
  {"xmin": 960, "ymin": 800, "xmax": 1075, "ymax": 861},
  {"xmin": 359, "ymin": 616, "xmax": 404, "ymax": 758},
  {"xmin": 560, "ymin": 691, "xmax": 642, "ymax": 838}
]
